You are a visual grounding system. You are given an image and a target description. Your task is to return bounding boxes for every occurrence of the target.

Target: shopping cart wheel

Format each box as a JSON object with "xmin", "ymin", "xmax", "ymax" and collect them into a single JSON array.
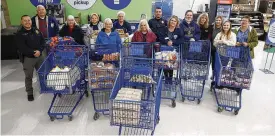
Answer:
[
  {"xmin": 197, "ymin": 99, "xmax": 201, "ymax": 104},
  {"xmin": 68, "ymin": 115, "xmax": 73, "ymax": 121},
  {"xmin": 50, "ymin": 116, "xmax": 55, "ymax": 121},
  {"xmin": 217, "ymin": 107, "xmax": 223, "ymax": 112},
  {"xmin": 172, "ymin": 100, "xmax": 176, "ymax": 108},
  {"xmin": 93, "ymin": 112, "xmax": 100, "ymax": 120},
  {"xmin": 156, "ymin": 116, "xmax": 160, "ymax": 124},
  {"xmin": 234, "ymin": 110, "xmax": 239, "ymax": 115},
  {"xmin": 181, "ymin": 97, "xmax": 185, "ymax": 102}
]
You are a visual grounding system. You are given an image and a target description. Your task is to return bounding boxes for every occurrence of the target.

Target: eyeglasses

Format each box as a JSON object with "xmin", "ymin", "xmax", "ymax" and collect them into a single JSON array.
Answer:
[{"xmin": 241, "ymin": 20, "xmax": 248, "ymax": 22}]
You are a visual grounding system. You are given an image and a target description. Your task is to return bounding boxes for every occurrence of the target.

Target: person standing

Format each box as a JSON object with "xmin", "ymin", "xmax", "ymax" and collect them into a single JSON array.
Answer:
[
  {"xmin": 234, "ymin": 15, "xmax": 258, "ymax": 59},
  {"xmin": 213, "ymin": 20, "xmax": 236, "ymax": 47},
  {"xmin": 113, "ymin": 11, "xmax": 132, "ymax": 36},
  {"xmin": 31, "ymin": 5, "xmax": 59, "ymax": 38},
  {"xmin": 180, "ymin": 10, "xmax": 201, "ymax": 41},
  {"xmin": 59, "ymin": 15, "xmax": 84, "ymax": 45},
  {"xmin": 209, "ymin": 16, "xmax": 223, "ymax": 80},
  {"xmin": 16, "ymin": 15, "xmax": 45, "ymax": 101},
  {"xmin": 84, "ymin": 13, "xmax": 104, "ymax": 46},
  {"xmin": 197, "ymin": 13, "xmax": 210, "ymax": 40},
  {"xmin": 148, "ymin": 7, "xmax": 168, "ymax": 42}
]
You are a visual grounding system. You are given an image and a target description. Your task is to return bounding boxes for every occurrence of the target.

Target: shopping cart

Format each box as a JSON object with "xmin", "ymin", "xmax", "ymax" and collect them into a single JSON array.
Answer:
[
  {"xmin": 89, "ymin": 43, "xmax": 120, "ymax": 120},
  {"xmin": 45, "ymin": 36, "xmax": 76, "ymax": 55},
  {"xmin": 210, "ymin": 45, "xmax": 254, "ymax": 115},
  {"xmin": 154, "ymin": 45, "xmax": 180, "ymax": 108},
  {"xmin": 110, "ymin": 57, "xmax": 163, "ymax": 135},
  {"xmin": 121, "ymin": 42, "xmax": 154, "ymax": 59},
  {"xmin": 37, "ymin": 45, "xmax": 88, "ymax": 121},
  {"xmin": 180, "ymin": 40, "xmax": 211, "ymax": 104}
]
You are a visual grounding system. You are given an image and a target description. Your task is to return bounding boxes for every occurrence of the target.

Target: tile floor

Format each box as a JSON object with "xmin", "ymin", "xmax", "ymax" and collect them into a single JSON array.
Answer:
[{"xmin": 1, "ymin": 42, "xmax": 275, "ymax": 135}]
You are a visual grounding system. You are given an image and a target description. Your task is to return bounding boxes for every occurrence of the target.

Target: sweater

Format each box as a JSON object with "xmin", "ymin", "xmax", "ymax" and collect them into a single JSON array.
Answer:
[
  {"xmin": 213, "ymin": 31, "xmax": 236, "ymax": 47},
  {"xmin": 233, "ymin": 26, "xmax": 258, "ymax": 58},
  {"xmin": 59, "ymin": 24, "xmax": 84, "ymax": 45},
  {"xmin": 158, "ymin": 27, "xmax": 183, "ymax": 46},
  {"xmin": 179, "ymin": 19, "xmax": 201, "ymax": 41},
  {"xmin": 113, "ymin": 20, "xmax": 132, "ymax": 35},
  {"xmin": 96, "ymin": 28, "xmax": 121, "ymax": 45},
  {"xmin": 131, "ymin": 30, "xmax": 157, "ymax": 43}
]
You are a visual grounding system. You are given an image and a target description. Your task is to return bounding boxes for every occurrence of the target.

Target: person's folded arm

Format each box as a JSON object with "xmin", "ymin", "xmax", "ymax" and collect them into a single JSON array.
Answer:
[
  {"xmin": 224, "ymin": 32, "xmax": 237, "ymax": 46},
  {"xmin": 15, "ymin": 34, "xmax": 34, "ymax": 56}
]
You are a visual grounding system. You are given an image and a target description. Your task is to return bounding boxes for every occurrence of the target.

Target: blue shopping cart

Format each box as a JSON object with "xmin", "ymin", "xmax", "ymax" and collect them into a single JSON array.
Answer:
[
  {"xmin": 210, "ymin": 45, "xmax": 254, "ymax": 115},
  {"xmin": 89, "ymin": 43, "xmax": 120, "ymax": 120},
  {"xmin": 37, "ymin": 45, "xmax": 88, "ymax": 121},
  {"xmin": 154, "ymin": 45, "xmax": 180, "ymax": 108},
  {"xmin": 121, "ymin": 42, "xmax": 154, "ymax": 59},
  {"xmin": 110, "ymin": 57, "xmax": 163, "ymax": 135},
  {"xmin": 180, "ymin": 40, "xmax": 211, "ymax": 104}
]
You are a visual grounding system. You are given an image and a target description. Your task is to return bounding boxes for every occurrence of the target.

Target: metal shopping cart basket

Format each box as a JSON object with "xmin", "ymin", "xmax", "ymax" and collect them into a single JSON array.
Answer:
[
  {"xmin": 210, "ymin": 45, "xmax": 254, "ymax": 115},
  {"xmin": 45, "ymin": 36, "xmax": 76, "ymax": 55},
  {"xmin": 154, "ymin": 45, "xmax": 180, "ymax": 108},
  {"xmin": 89, "ymin": 43, "xmax": 120, "ymax": 120},
  {"xmin": 37, "ymin": 45, "xmax": 88, "ymax": 121},
  {"xmin": 110, "ymin": 57, "xmax": 163, "ymax": 135},
  {"xmin": 121, "ymin": 42, "xmax": 155, "ymax": 59},
  {"xmin": 180, "ymin": 40, "xmax": 211, "ymax": 104}
]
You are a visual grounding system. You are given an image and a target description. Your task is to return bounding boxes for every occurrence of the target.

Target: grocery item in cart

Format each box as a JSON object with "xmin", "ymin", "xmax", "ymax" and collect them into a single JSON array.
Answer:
[
  {"xmin": 113, "ymin": 88, "xmax": 142, "ymax": 125},
  {"xmin": 130, "ymin": 74, "xmax": 156, "ymax": 84},
  {"xmin": 102, "ymin": 52, "xmax": 120, "ymax": 61},
  {"xmin": 181, "ymin": 62, "xmax": 208, "ymax": 79},
  {"xmin": 155, "ymin": 50, "xmax": 178, "ymax": 68},
  {"xmin": 46, "ymin": 66, "xmax": 81, "ymax": 90}
]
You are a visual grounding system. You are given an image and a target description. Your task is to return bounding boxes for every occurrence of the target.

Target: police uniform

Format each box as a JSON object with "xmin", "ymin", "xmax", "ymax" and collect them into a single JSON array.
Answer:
[
  {"xmin": 15, "ymin": 27, "xmax": 45, "ymax": 96},
  {"xmin": 148, "ymin": 18, "xmax": 168, "ymax": 42}
]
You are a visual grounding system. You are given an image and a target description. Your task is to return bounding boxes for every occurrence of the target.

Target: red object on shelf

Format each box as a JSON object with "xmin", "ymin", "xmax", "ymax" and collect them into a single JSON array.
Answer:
[{"xmin": 218, "ymin": 0, "xmax": 232, "ymax": 4}]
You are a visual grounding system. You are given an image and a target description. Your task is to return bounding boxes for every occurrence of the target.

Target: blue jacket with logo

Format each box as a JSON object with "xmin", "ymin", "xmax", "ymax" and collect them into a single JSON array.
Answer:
[
  {"xmin": 179, "ymin": 19, "xmax": 201, "ymax": 41},
  {"xmin": 159, "ymin": 27, "xmax": 183, "ymax": 47}
]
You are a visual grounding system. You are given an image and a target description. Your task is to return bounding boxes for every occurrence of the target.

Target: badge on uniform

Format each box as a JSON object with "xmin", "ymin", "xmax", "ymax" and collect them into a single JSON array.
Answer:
[
  {"xmin": 35, "ymin": 30, "xmax": 40, "ymax": 34},
  {"xmin": 51, "ymin": 23, "xmax": 54, "ymax": 28},
  {"xmin": 174, "ymin": 35, "xmax": 178, "ymax": 39},
  {"xmin": 161, "ymin": 21, "xmax": 164, "ymax": 24}
]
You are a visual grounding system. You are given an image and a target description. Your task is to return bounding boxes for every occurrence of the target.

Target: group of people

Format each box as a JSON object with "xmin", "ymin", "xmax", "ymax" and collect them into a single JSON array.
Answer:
[{"xmin": 16, "ymin": 5, "xmax": 258, "ymax": 101}]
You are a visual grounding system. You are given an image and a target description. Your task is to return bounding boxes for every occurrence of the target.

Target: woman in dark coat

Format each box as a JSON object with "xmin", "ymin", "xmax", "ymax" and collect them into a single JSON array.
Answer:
[{"xmin": 59, "ymin": 15, "xmax": 84, "ymax": 45}]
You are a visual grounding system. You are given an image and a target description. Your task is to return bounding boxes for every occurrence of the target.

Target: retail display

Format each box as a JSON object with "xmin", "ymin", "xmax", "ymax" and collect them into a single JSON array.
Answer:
[
  {"xmin": 155, "ymin": 50, "xmax": 178, "ymax": 69},
  {"xmin": 130, "ymin": 74, "xmax": 156, "ymax": 84},
  {"xmin": 46, "ymin": 66, "xmax": 81, "ymax": 90}
]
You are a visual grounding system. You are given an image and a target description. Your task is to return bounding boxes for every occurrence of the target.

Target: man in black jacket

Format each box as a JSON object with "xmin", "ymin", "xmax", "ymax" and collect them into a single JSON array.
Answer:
[
  {"xmin": 148, "ymin": 7, "xmax": 168, "ymax": 42},
  {"xmin": 16, "ymin": 15, "xmax": 45, "ymax": 101}
]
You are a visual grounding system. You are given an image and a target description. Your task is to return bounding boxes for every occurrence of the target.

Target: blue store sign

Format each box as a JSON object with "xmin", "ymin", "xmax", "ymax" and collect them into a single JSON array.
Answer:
[
  {"xmin": 30, "ymin": 0, "xmax": 61, "ymax": 7},
  {"xmin": 102, "ymin": 0, "xmax": 131, "ymax": 10}
]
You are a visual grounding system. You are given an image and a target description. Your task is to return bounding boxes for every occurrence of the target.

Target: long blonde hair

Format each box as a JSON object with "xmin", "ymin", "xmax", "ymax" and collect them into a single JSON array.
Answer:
[
  {"xmin": 197, "ymin": 13, "xmax": 209, "ymax": 29},
  {"xmin": 221, "ymin": 20, "xmax": 232, "ymax": 40}
]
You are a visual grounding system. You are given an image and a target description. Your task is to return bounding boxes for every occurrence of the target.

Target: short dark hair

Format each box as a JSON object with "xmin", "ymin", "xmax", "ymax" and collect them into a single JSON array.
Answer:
[
  {"xmin": 155, "ymin": 7, "xmax": 162, "ymax": 11},
  {"xmin": 242, "ymin": 15, "xmax": 250, "ymax": 22},
  {"xmin": 185, "ymin": 10, "xmax": 193, "ymax": 16},
  {"xmin": 21, "ymin": 15, "xmax": 30, "ymax": 20}
]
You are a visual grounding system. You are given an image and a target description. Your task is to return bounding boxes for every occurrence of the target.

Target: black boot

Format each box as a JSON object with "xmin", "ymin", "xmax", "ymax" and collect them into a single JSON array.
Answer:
[{"xmin": 28, "ymin": 94, "xmax": 34, "ymax": 101}]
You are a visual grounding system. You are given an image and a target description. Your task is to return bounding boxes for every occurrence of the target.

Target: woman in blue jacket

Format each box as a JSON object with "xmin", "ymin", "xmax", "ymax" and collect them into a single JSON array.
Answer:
[
  {"xmin": 93, "ymin": 18, "xmax": 121, "ymax": 61},
  {"xmin": 179, "ymin": 10, "xmax": 201, "ymax": 41}
]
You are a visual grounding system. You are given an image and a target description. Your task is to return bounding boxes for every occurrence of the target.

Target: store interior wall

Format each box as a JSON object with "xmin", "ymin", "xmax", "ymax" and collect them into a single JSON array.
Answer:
[
  {"xmin": 6, "ymin": 0, "xmax": 152, "ymax": 26},
  {"xmin": 173, "ymin": 0, "xmax": 210, "ymax": 19}
]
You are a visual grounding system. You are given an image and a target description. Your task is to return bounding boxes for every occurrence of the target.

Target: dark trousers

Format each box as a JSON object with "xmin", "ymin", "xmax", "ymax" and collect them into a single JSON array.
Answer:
[
  {"xmin": 22, "ymin": 55, "xmax": 45, "ymax": 95},
  {"xmin": 211, "ymin": 47, "xmax": 216, "ymax": 76}
]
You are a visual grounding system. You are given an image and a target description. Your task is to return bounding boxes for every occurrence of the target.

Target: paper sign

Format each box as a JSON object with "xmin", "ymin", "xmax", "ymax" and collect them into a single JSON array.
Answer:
[{"xmin": 265, "ymin": 18, "xmax": 275, "ymax": 46}]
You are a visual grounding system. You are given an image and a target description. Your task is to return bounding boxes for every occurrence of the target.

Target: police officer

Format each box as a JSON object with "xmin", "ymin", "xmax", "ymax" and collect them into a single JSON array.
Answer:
[
  {"xmin": 16, "ymin": 15, "xmax": 45, "ymax": 101},
  {"xmin": 148, "ymin": 7, "xmax": 168, "ymax": 42}
]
